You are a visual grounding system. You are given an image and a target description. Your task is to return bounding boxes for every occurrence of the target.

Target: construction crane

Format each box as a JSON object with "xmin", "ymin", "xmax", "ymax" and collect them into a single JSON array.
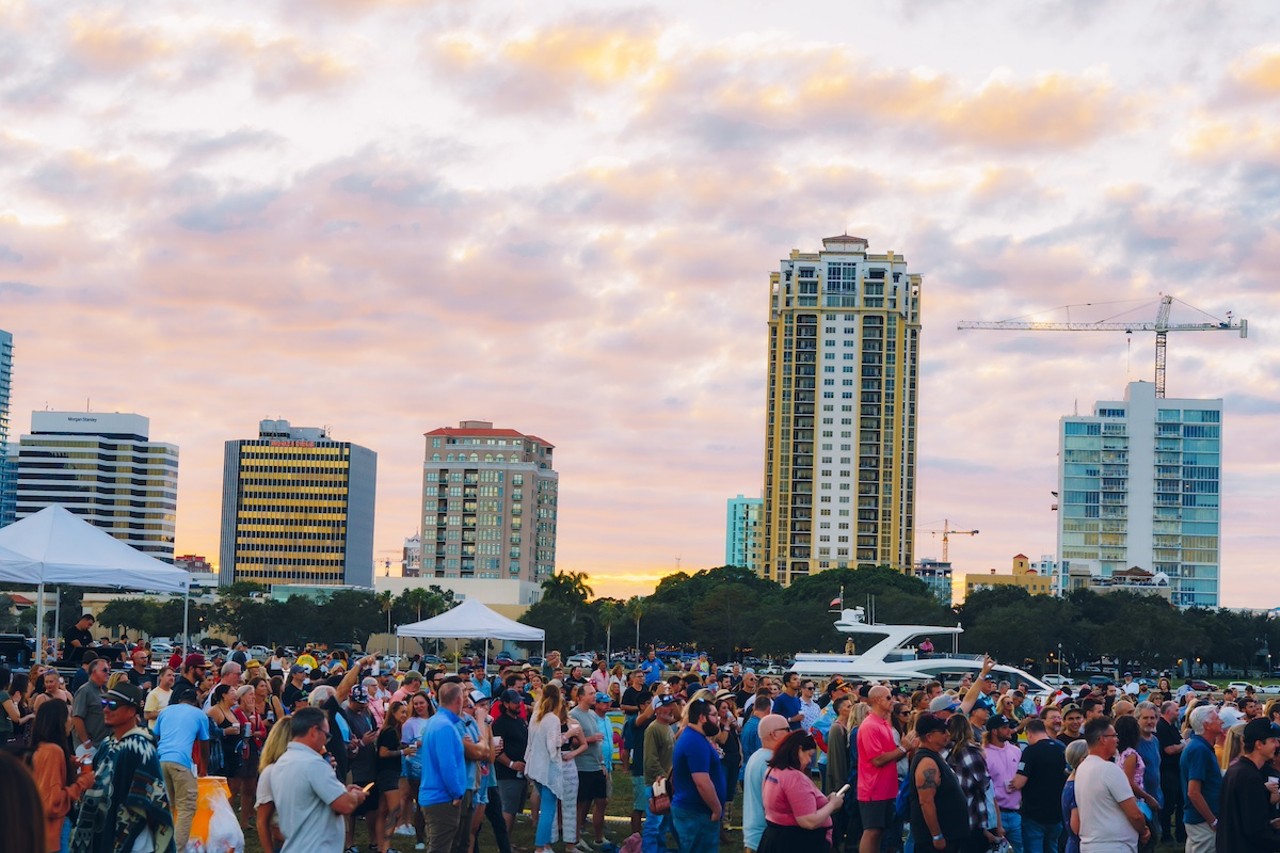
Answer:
[
  {"xmin": 957, "ymin": 295, "xmax": 1248, "ymax": 398},
  {"xmin": 921, "ymin": 519, "xmax": 979, "ymax": 562}
]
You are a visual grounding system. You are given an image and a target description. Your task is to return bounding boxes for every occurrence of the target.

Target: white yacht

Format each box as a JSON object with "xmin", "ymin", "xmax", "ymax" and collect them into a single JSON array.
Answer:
[{"xmin": 789, "ymin": 606, "xmax": 1053, "ymax": 696}]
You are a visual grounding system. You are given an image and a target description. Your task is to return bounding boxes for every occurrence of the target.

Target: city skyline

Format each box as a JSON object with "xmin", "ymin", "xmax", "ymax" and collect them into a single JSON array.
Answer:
[{"xmin": 1, "ymin": 3, "xmax": 1277, "ymax": 605}]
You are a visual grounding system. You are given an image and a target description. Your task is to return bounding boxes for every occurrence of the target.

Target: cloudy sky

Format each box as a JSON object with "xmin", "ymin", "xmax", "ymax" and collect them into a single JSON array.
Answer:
[{"xmin": 2, "ymin": 1, "xmax": 1277, "ymax": 605}]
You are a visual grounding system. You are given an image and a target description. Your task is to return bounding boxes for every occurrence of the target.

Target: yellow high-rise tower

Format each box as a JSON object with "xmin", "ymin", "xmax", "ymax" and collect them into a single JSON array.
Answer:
[{"xmin": 762, "ymin": 235, "xmax": 922, "ymax": 586}]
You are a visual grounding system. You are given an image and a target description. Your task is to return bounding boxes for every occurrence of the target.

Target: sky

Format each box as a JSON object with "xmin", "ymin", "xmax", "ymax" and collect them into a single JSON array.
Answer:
[{"xmin": 1, "ymin": 0, "xmax": 1277, "ymax": 606}]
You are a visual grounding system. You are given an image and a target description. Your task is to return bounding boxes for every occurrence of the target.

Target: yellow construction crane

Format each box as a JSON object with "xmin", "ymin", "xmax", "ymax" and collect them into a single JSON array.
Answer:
[
  {"xmin": 921, "ymin": 519, "xmax": 979, "ymax": 562},
  {"xmin": 957, "ymin": 295, "xmax": 1248, "ymax": 398}
]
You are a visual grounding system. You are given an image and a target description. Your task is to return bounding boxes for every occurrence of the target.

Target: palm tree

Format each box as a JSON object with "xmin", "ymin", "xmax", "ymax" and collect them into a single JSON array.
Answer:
[
  {"xmin": 625, "ymin": 595, "xmax": 646, "ymax": 652},
  {"xmin": 597, "ymin": 601, "xmax": 621, "ymax": 662},
  {"xmin": 377, "ymin": 590, "xmax": 395, "ymax": 634},
  {"xmin": 541, "ymin": 572, "xmax": 594, "ymax": 648},
  {"xmin": 541, "ymin": 571, "xmax": 594, "ymax": 605}
]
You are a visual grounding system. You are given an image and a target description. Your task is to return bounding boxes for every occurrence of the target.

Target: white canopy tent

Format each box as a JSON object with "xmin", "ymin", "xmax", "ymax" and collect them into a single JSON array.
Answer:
[
  {"xmin": 0, "ymin": 505, "xmax": 191, "ymax": 664},
  {"xmin": 396, "ymin": 597, "xmax": 545, "ymax": 664}
]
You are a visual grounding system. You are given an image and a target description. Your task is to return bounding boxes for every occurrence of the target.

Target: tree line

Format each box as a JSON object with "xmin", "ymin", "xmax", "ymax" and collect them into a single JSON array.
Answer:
[
  {"xmin": 519, "ymin": 566, "xmax": 1280, "ymax": 678},
  {"xmin": 7, "ymin": 566, "xmax": 1275, "ymax": 676}
]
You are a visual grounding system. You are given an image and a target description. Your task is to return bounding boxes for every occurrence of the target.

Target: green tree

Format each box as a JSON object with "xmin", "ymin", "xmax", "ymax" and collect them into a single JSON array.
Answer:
[
  {"xmin": 96, "ymin": 599, "xmax": 154, "ymax": 636},
  {"xmin": 595, "ymin": 599, "xmax": 622, "ymax": 660},
  {"xmin": 625, "ymin": 596, "xmax": 646, "ymax": 651}
]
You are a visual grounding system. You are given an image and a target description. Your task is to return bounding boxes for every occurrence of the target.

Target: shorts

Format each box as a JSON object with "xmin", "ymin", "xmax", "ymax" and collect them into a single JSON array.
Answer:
[
  {"xmin": 353, "ymin": 782, "xmax": 379, "ymax": 815},
  {"xmin": 630, "ymin": 776, "xmax": 648, "ymax": 812},
  {"xmin": 498, "ymin": 778, "xmax": 528, "ymax": 815},
  {"xmin": 577, "ymin": 769, "xmax": 608, "ymax": 802},
  {"xmin": 859, "ymin": 798, "xmax": 896, "ymax": 829},
  {"xmin": 376, "ymin": 772, "xmax": 401, "ymax": 795}
]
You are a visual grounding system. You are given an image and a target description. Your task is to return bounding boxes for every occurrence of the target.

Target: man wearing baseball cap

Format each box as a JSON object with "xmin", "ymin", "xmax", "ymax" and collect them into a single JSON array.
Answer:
[
  {"xmin": 71, "ymin": 682, "xmax": 176, "ymax": 853},
  {"xmin": 168, "ymin": 652, "xmax": 206, "ymax": 707},
  {"xmin": 984, "ymin": 714, "xmax": 1023, "ymax": 845}
]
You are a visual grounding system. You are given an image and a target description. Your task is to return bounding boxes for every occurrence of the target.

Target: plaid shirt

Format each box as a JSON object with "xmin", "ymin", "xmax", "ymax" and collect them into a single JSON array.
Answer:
[{"xmin": 947, "ymin": 743, "xmax": 990, "ymax": 833}]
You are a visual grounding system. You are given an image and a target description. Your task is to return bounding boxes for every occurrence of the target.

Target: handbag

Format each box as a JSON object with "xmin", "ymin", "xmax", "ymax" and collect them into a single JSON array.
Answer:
[{"xmin": 648, "ymin": 775, "xmax": 671, "ymax": 815}]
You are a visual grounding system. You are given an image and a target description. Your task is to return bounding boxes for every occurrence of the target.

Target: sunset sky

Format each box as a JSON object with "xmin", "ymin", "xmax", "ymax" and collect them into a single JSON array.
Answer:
[{"xmin": 1, "ymin": 1, "xmax": 1277, "ymax": 605}]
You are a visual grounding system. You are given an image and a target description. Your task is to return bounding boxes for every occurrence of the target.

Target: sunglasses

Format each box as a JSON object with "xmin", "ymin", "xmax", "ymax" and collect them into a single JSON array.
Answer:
[{"xmin": 100, "ymin": 700, "xmax": 132, "ymax": 711}]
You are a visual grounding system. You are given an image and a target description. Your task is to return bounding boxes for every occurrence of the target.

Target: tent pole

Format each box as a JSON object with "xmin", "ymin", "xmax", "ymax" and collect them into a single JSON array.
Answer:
[
  {"xmin": 53, "ymin": 587, "xmax": 61, "ymax": 661},
  {"xmin": 36, "ymin": 581, "xmax": 45, "ymax": 666},
  {"xmin": 182, "ymin": 584, "xmax": 190, "ymax": 653}
]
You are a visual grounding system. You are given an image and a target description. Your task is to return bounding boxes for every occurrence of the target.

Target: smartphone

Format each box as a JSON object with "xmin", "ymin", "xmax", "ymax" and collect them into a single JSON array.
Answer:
[
  {"xmin": 836, "ymin": 783, "xmax": 851, "ymax": 798},
  {"xmin": 371, "ymin": 660, "xmax": 379, "ymax": 676},
  {"xmin": 362, "ymin": 782, "xmax": 375, "ymax": 793}
]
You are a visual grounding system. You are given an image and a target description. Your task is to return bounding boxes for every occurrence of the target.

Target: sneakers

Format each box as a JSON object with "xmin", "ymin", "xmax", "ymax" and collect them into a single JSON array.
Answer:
[
  {"xmin": 414, "ymin": 845, "xmax": 425, "ymax": 851},
  {"xmin": 574, "ymin": 840, "xmax": 596, "ymax": 853},
  {"xmin": 394, "ymin": 825, "xmax": 416, "ymax": 837},
  {"xmin": 344, "ymin": 847, "xmax": 360, "ymax": 853}
]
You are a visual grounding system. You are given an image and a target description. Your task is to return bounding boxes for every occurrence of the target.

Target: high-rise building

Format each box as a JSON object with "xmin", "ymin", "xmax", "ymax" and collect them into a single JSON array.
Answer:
[
  {"xmin": 16, "ymin": 412, "xmax": 178, "ymax": 559},
  {"xmin": 219, "ymin": 419, "xmax": 377, "ymax": 587},
  {"xmin": 762, "ymin": 235, "xmax": 922, "ymax": 586},
  {"xmin": 0, "ymin": 329, "xmax": 13, "ymax": 528},
  {"xmin": 1056, "ymin": 380, "xmax": 1221, "ymax": 608},
  {"xmin": 402, "ymin": 535, "xmax": 422, "ymax": 578},
  {"xmin": 724, "ymin": 495, "xmax": 763, "ymax": 570},
  {"xmin": 421, "ymin": 420, "xmax": 557, "ymax": 584}
]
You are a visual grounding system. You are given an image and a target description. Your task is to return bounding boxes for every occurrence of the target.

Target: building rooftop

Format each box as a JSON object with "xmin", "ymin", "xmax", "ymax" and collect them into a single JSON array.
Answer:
[
  {"xmin": 425, "ymin": 423, "xmax": 553, "ymax": 448},
  {"xmin": 823, "ymin": 234, "xmax": 868, "ymax": 243}
]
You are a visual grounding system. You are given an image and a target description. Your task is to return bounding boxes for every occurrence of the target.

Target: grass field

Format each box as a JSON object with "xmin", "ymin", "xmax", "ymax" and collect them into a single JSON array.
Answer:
[{"xmin": 232, "ymin": 772, "xmax": 1193, "ymax": 853}]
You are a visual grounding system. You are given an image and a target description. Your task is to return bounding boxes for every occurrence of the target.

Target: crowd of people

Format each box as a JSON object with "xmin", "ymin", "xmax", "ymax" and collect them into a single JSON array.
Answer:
[{"xmin": 5, "ymin": 622, "xmax": 1280, "ymax": 853}]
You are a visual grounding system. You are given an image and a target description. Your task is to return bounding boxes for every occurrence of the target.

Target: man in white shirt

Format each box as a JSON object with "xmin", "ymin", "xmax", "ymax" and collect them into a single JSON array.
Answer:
[
  {"xmin": 1075, "ymin": 716, "xmax": 1151, "ymax": 852},
  {"xmin": 144, "ymin": 667, "xmax": 175, "ymax": 728},
  {"xmin": 272, "ymin": 707, "xmax": 369, "ymax": 853}
]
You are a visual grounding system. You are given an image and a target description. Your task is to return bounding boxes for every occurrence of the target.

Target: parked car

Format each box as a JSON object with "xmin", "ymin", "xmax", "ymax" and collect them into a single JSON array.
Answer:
[
  {"xmin": 1258, "ymin": 683, "xmax": 1280, "ymax": 695},
  {"xmin": 1041, "ymin": 674, "xmax": 1075, "ymax": 688},
  {"xmin": 494, "ymin": 652, "xmax": 516, "ymax": 666},
  {"xmin": 525, "ymin": 656, "xmax": 544, "ymax": 668},
  {"xmin": 1085, "ymin": 675, "xmax": 1114, "ymax": 688},
  {"xmin": 249, "ymin": 645, "xmax": 272, "ymax": 660},
  {"xmin": 420, "ymin": 654, "xmax": 443, "ymax": 665},
  {"xmin": 1187, "ymin": 679, "xmax": 1219, "ymax": 692},
  {"xmin": 566, "ymin": 653, "xmax": 596, "ymax": 668},
  {"xmin": 1227, "ymin": 681, "xmax": 1259, "ymax": 694}
]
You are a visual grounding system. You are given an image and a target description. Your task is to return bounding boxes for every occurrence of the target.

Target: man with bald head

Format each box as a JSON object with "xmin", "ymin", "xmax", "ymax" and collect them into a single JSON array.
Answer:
[
  {"xmin": 858, "ymin": 685, "xmax": 918, "ymax": 853},
  {"xmin": 742, "ymin": 714, "xmax": 790, "ymax": 853}
]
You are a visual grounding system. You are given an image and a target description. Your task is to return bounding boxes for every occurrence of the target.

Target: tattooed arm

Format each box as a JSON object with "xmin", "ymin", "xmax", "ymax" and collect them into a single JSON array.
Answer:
[{"xmin": 914, "ymin": 756, "xmax": 946, "ymax": 850}]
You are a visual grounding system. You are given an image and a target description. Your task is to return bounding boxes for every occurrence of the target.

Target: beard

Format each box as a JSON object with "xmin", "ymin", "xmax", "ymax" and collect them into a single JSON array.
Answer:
[{"xmin": 701, "ymin": 721, "xmax": 721, "ymax": 737}]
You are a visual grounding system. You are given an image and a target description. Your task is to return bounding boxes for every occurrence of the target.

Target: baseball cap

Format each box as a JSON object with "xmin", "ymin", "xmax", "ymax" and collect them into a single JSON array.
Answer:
[
  {"xmin": 1242, "ymin": 718, "xmax": 1275, "ymax": 746},
  {"xmin": 183, "ymin": 653, "xmax": 206, "ymax": 669},
  {"xmin": 290, "ymin": 664, "xmax": 307, "ymax": 674},
  {"xmin": 500, "ymin": 689, "xmax": 524, "ymax": 704},
  {"xmin": 348, "ymin": 685, "xmax": 370, "ymax": 704},
  {"xmin": 915, "ymin": 713, "xmax": 949, "ymax": 737},
  {"xmin": 1061, "ymin": 703, "xmax": 1082, "ymax": 716},
  {"xmin": 986, "ymin": 714, "xmax": 1013, "ymax": 731},
  {"xmin": 928, "ymin": 695, "xmax": 962, "ymax": 713},
  {"xmin": 105, "ymin": 683, "xmax": 144, "ymax": 708},
  {"xmin": 470, "ymin": 689, "xmax": 491, "ymax": 705},
  {"xmin": 654, "ymin": 695, "xmax": 678, "ymax": 709}
]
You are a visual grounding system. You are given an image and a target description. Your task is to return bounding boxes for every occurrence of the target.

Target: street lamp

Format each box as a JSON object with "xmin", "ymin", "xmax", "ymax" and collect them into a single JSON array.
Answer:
[{"xmin": 1057, "ymin": 643, "xmax": 1063, "ymax": 678}]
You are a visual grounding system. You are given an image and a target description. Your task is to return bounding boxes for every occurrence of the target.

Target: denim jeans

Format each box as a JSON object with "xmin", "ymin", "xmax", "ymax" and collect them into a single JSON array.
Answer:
[
  {"xmin": 999, "ymin": 809, "xmax": 1023, "ymax": 853},
  {"xmin": 1020, "ymin": 816, "xmax": 1061, "ymax": 853},
  {"xmin": 641, "ymin": 803, "xmax": 674, "ymax": 853},
  {"xmin": 534, "ymin": 783, "xmax": 559, "ymax": 847},
  {"xmin": 671, "ymin": 805, "xmax": 720, "ymax": 853}
]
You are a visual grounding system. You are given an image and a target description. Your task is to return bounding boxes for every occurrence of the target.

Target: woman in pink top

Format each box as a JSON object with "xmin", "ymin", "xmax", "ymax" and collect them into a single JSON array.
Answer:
[{"xmin": 758, "ymin": 730, "xmax": 846, "ymax": 853}]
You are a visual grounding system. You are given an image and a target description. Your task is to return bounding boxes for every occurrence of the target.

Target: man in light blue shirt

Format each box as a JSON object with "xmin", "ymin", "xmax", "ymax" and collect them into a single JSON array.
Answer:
[
  {"xmin": 154, "ymin": 690, "xmax": 209, "ymax": 850},
  {"xmin": 272, "ymin": 708, "xmax": 368, "ymax": 853},
  {"xmin": 742, "ymin": 714, "xmax": 789, "ymax": 853},
  {"xmin": 640, "ymin": 650, "xmax": 665, "ymax": 686},
  {"xmin": 420, "ymin": 682, "xmax": 468, "ymax": 852}
]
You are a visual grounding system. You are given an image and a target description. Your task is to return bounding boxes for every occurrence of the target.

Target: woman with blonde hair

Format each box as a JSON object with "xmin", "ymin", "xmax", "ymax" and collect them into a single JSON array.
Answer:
[
  {"xmin": 526, "ymin": 683, "xmax": 586, "ymax": 853},
  {"xmin": 253, "ymin": 712, "xmax": 296, "ymax": 853}
]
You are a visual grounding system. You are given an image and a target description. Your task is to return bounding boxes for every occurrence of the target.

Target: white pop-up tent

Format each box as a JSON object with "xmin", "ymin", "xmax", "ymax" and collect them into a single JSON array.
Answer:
[
  {"xmin": 396, "ymin": 596, "xmax": 545, "ymax": 663},
  {"xmin": 0, "ymin": 505, "xmax": 191, "ymax": 664}
]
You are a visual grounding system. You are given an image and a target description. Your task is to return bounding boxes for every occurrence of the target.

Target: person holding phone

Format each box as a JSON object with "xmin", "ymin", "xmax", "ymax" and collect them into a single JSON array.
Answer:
[{"xmin": 757, "ymin": 730, "xmax": 845, "ymax": 853}]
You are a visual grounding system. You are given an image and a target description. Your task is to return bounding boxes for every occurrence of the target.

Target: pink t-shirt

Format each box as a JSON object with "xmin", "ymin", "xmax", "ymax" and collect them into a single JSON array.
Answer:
[
  {"xmin": 856, "ymin": 713, "xmax": 899, "ymax": 801},
  {"xmin": 763, "ymin": 767, "xmax": 830, "ymax": 833}
]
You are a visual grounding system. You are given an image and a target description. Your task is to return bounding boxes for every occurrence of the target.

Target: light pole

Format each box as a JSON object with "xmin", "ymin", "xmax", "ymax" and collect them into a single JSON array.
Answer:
[{"xmin": 1057, "ymin": 643, "xmax": 1063, "ymax": 678}]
